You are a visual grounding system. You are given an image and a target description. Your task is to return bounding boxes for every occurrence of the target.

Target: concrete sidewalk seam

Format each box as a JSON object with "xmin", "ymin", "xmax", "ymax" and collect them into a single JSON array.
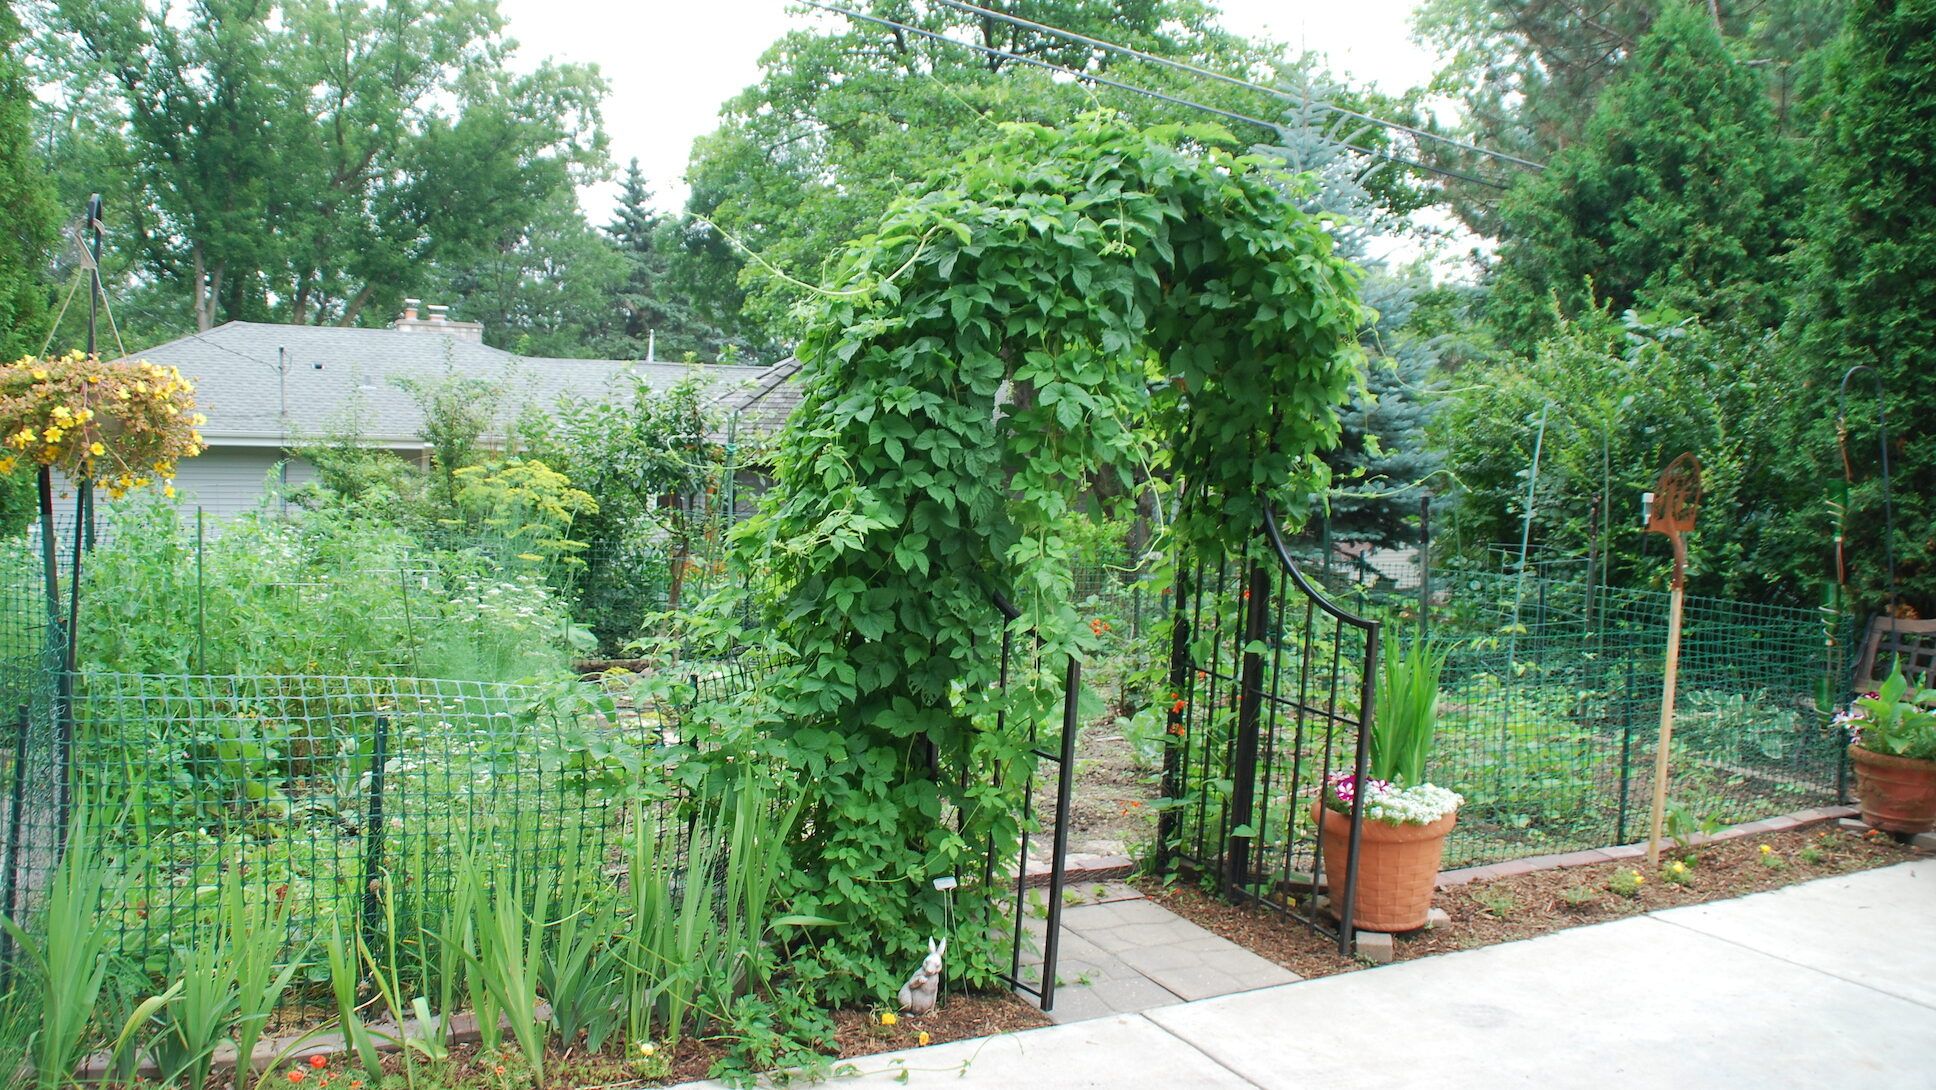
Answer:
[
  {"xmin": 1139, "ymin": 1010, "xmax": 1272, "ymax": 1088},
  {"xmin": 1648, "ymin": 911, "xmax": 1936, "ymax": 1013}
]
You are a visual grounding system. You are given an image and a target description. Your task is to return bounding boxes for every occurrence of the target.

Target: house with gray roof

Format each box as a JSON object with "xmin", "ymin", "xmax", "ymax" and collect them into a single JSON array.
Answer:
[{"xmin": 127, "ymin": 304, "xmax": 796, "ymax": 520}]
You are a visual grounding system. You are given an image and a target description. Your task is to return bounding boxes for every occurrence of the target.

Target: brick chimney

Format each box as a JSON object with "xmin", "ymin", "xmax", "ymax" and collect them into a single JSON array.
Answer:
[{"xmin": 392, "ymin": 300, "xmax": 484, "ymax": 341}]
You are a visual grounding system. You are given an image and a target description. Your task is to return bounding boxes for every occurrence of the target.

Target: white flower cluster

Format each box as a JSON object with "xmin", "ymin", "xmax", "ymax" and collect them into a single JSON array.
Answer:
[{"xmin": 1359, "ymin": 782, "xmax": 1464, "ymax": 826}]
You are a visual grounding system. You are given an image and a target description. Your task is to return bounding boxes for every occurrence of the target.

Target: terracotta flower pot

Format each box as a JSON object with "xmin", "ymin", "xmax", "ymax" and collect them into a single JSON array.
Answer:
[
  {"xmin": 1850, "ymin": 745, "xmax": 1936, "ymax": 835},
  {"xmin": 1314, "ymin": 801, "xmax": 1456, "ymax": 933}
]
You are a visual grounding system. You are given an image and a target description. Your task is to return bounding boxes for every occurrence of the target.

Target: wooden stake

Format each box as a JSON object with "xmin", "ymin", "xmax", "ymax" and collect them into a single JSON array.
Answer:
[
  {"xmin": 1640, "ymin": 453, "xmax": 1701, "ymax": 869},
  {"xmin": 1645, "ymin": 576, "xmax": 1686, "ymax": 868}
]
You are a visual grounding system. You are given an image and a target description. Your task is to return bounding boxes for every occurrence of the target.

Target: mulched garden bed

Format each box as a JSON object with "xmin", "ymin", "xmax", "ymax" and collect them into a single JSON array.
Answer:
[
  {"xmin": 265, "ymin": 992, "xmax": 1047, "ymax": 1090},
  {"xmin": 1140, "ymin": 824, "xmax": 1926, "ymax": 980}
]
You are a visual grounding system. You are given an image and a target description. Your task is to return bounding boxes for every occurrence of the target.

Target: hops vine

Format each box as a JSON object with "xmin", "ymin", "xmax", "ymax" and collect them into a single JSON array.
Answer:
[{"xmin": 739, "ymin": 116, "xmax": 1366, "ymax": 1003}]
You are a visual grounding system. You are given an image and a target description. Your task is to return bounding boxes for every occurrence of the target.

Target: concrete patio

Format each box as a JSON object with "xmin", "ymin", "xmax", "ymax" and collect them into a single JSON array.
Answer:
[{"xmin": 674, "ymin": 860, "xmax": 1935, "ymax": 1088}]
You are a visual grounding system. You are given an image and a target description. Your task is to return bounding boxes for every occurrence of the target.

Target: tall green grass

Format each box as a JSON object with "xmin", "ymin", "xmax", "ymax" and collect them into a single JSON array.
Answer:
[{"xmin": 0, "ymin": 805, "xmax": 160, "ymax": 1090}]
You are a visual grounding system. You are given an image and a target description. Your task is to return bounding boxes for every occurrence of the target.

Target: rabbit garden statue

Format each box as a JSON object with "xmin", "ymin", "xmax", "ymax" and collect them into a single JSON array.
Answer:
[{"xmin": 897, "ymin": 937, "xmax": 948, "ymax": 1015}]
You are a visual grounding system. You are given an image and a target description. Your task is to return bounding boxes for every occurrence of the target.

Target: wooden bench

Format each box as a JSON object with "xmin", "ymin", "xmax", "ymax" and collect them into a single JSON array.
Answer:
[{"xmin": 1853, "ymin": 617, "xmax": 1936, "ymax": 690}]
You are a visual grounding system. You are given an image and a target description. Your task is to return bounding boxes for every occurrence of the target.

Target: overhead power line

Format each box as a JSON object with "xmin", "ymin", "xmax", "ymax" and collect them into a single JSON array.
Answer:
[
  {"xmin": 797, "ymin": 0, "xmax": 1513, "ymax": 191},
  {"xmin": 935, "ymin": 0, "xmax": 1546, "ymax": 172}
]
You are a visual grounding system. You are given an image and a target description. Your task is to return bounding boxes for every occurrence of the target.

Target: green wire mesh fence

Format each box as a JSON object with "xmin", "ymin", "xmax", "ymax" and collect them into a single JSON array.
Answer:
[
  {"xmin": 1305, "ymin": 564, "xmax": 1852, "ymax": 868},
  {"xmin": 0, "ymin": 627, "xmax": 770, "ymax": 1015}
]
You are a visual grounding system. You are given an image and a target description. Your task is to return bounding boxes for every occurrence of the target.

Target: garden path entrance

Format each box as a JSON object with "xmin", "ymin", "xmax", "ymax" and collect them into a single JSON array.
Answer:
[{"xmin": 1017, "ymin": 881, "xmax": 1296, "ymax": 1024}]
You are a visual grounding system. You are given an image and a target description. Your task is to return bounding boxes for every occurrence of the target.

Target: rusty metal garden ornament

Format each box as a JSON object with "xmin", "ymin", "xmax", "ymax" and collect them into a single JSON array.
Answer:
[{"xmin": 1645, "ymin": 453, "xmax": 1702, "ymax": 867}]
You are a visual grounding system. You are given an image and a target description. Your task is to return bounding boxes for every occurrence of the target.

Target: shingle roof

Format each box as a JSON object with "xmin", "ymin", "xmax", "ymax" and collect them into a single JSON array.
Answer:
[
  {"xmin": 709, "ymin": 355, "xmax": 804, "ymax": 446},
  {"xmin": 131, "ymin": 322, "xmax": 779, "ymax": 446}
]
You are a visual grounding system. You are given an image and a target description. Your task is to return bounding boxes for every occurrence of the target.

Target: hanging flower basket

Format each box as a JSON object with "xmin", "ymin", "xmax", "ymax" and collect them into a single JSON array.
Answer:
[{"xmin": 0, "ymin": 352, "xmax": 207, "ymax": 497}]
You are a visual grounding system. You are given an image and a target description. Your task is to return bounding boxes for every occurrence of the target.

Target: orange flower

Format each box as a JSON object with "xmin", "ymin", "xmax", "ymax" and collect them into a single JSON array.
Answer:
[
  {"xmin": 287, "ymin": 1071, "xmax": 304, "ymax": 1084},
  {"xmin": 309, "ymin": 1056, "xmax": 328, "ymax": 1069}
]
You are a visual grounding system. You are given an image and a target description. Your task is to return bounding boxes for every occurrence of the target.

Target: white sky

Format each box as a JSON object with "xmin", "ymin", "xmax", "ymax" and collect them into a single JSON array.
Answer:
[{"xmin": 495, "ymin": 0, "xmax": 1442, "ymax": 218}]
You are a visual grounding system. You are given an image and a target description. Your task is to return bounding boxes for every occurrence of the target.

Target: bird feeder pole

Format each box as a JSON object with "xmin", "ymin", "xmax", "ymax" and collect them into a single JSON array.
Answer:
[{"xmin": 1644, "ymin": 454, "xmax": 1702, "ymax": 868}]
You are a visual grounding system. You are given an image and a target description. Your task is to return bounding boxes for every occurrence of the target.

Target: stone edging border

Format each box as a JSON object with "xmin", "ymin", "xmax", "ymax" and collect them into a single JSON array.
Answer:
[{"xmin": 1433, "ymin": 805, "xmax": 1862, "ymax": 888}]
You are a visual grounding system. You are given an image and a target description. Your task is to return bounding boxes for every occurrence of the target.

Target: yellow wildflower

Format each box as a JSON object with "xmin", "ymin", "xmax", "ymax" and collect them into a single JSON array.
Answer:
[
  {"xmin": 30, "ymin": 368, "xmax": 46, "ymax": 381},
  {"xmin": 164, "ymin": 485, "xmax": 177, "ymax": 499},
  {"xmin": 637, "ymin": 1042, "xmax": 656, "ymax": 1057},
  {"xmin": 85, "ymin": 374, "xmax": 99, "ymax": 384},
  {"xmin": 879, "ymin": 1012, "xmax": 898, "ymax": 1026},
  {"xmin": 0, "ymin": 458, "xmax": 13, "ymax": 473},
  {"xmin": 42, "ymin": 426, "xmax": 62, "ymax": 443},
  {"xmin": 88, "ymin": 442, "xmax": 104, "ymax": 456},
  {"xmin": 50, "ymin": 405, "xmax": 71, "ymax": 421},
  {"xmin": 917, "ymin": 1031, "xmax": 931, "ymax": 1046}
]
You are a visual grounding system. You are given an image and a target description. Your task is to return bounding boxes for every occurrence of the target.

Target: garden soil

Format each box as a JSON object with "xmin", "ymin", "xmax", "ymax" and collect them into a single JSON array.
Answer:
[
  {"xmin": 1141, "ymin": 825, "xmax": 1926, "ymax": 980},
  {"xmin": 274, "ymin": 993, "xmax": 1048, "ymax": 1090}
]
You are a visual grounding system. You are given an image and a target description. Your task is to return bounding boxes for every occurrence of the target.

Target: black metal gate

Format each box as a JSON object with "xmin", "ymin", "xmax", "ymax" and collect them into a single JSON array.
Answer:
[
  {"xmin": 978, "ymin": 591, "xmax": 1078, "ymax": 1011},
  {"xmin": 1158, "ymin": 506, "xmax": 1380, "ymax": 954}
]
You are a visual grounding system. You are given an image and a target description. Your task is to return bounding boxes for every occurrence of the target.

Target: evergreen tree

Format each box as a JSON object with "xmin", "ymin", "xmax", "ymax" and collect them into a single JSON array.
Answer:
[
  {"xmin": 605, "ymin": 159, "xmax": 692, "ymax": 358},
  {"xmin": 1783, "ymin": 0, "xmax": 1936, "ymax": 616},
  {"xmin": 0, "ymin": 0, "xmax": 55, "ymax": 360},
  {"xmin": 1486, "ymin": 4, "xmax": 1801, "ymax": 351},
  {"xmin": 1257, "ymin": 79, "xmax": 1442, "ymax": 546},
  {"xmin": 602, "ymin": 159, "xmax": 769, "ymax": 362}
]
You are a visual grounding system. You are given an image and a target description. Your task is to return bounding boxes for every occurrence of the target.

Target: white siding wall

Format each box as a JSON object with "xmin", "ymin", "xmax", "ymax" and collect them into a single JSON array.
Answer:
[
  {"xmin": 55, "ymin": 445, "xmax": 417, "ymax": 529},
  {"xmin": 168, "ymin": 447, "xmax": 314, "ymax": 522}
]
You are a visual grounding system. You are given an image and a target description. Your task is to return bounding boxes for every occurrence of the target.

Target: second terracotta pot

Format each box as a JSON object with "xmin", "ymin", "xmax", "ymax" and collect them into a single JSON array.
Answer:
[
  {"xmin": 1850, "ymin": 744, "xmax": 1936, "ymax": 834},
  {"xmin": 1315, "ymin": 800, "xmax": 1457, "ymax": 933}
]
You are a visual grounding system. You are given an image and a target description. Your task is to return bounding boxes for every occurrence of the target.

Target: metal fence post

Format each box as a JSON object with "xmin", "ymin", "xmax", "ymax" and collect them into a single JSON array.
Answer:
[
  {"xmin": 1038, "ymin": 654, "xmax": 1081, "ymax": 1013},
  {"xmin": 1419, "ymin": 494, "xmax": 1432, "ymax": 641},
  {"xmin": 1224, "ymin": 560, "xmax": 1271, "ymax": 898},
  {"xmin": 1157, "ymin": 568, "xmax": 1191, "ymax": 875},
  {"xmin": 360, "ymin": 714, "xmax": 391, "ymax": 949},
  {"xmin": 0, "ymin": 705, "xmax": 27, "ymax": 990},
  {"xmin": 1616, "ymin": 655, "xmax": 1636, "ymax": 844},
  {"xmin": 1338, "ymin": 619, "xmax": 1380, "ymax": 956}
]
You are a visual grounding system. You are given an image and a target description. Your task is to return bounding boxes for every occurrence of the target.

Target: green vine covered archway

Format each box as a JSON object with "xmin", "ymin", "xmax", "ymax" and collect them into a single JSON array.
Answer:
[{"xmin": 738, "ymin": 116, "xmax": 1366, "ymax": 1001}]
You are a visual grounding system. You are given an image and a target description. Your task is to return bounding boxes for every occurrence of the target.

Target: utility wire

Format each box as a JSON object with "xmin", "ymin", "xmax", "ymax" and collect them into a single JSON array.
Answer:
[
  {"xmin": 798, "ymin": 0, "xmax": 1512, "ymax": 191},
  {"xmin": 935, "ymin": 0, "xmax": 1546, "ymax": 172}
]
